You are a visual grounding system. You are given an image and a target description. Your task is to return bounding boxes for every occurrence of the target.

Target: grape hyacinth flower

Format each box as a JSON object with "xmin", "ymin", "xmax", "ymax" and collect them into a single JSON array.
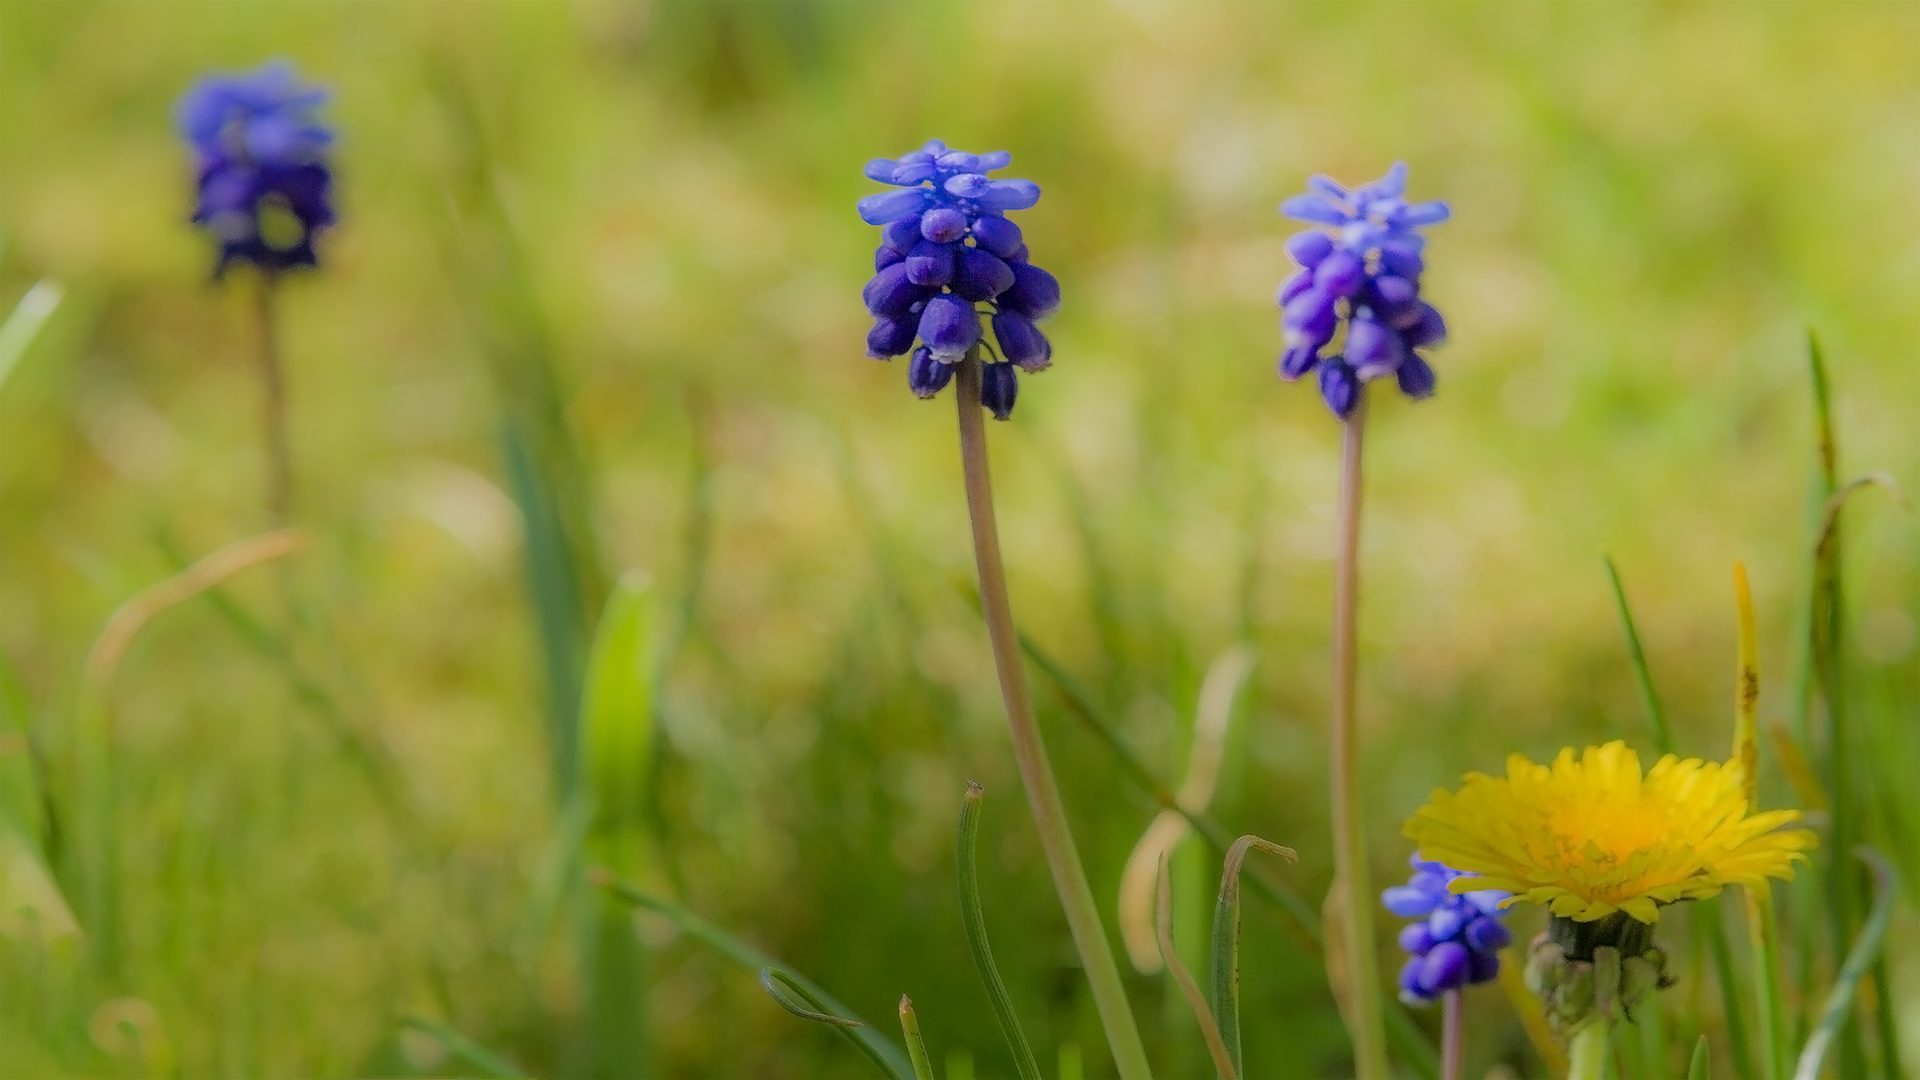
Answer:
[
  {"xmin": 1382, "ymin": 854, "xmax": 1512, "ymax": 1006},
  {"xmin": 857, "ymin": 140, "xmax": 1060, "ymax": 420},
  {"xmin": 178, "ymin": 62, "xmax": 336, "ymax": 277},
  {"xmin": 1277, "ymin": 162, "xmax": 1449, "ymax": 419}
]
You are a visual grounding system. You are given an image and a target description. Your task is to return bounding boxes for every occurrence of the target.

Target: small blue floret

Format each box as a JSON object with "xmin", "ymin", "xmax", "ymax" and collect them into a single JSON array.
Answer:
[{"xmin": 178, "ymin": 62, "xmax": 336, "ymax": 276}]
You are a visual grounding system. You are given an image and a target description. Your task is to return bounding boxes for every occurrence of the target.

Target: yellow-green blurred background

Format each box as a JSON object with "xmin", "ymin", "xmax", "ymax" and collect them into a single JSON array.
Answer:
[{"xmin": 1, "ymin": 2, "xmax": 1917, "ymax": 1076}]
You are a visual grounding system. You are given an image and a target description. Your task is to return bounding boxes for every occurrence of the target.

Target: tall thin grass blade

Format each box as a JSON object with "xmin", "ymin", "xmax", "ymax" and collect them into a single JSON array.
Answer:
[
  {"xmin": 1210, "ymin": 834, "xmax": 1297, "ymax": 1079},
  {"xmin": 955, "ymin": 782, "xmax": 1041, "ymax": 1080},
  {"xmin": 577, "ymin": 572, "xmax": 657, "ymax": 1078},
  {"xmin": 1606, "ymin": 557, "xmax": 1754, "ymax": 1077},
  {"xmin": 1603, "ymin": 555, "xmax": 1674, "ymax": 756},
  {"xmin": 1793, "ymin": 848, "xmax": 1897, "ymax": 1080},
  {"xmin": 399, "ymin": 1015, "xmax": 530, "ymax": 1079},
  {"xmin": 1733, "ymin": 563, "xmax": 1788, "ymax": 1080},
  {"xmin": 592, "ymin": 870, "xmax": 914, "ymax": 1078}
]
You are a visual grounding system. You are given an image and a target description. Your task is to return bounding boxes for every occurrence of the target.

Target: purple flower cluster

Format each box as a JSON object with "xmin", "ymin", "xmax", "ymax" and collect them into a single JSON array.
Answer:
[
  {"xmin": 178, "ymin": 63, "xmax": 336, "ymax": 276},
  {"xmin": 1381, "ymin": 854, "xmax": 1511, "ymax": 1006},
  {"xmin": 858, "ymin": 140, "xmax": 1061, "ymax": 420},
  {"xmin": 1277, "ymin": 163, "xmax": 1449, "ymax": 419}
]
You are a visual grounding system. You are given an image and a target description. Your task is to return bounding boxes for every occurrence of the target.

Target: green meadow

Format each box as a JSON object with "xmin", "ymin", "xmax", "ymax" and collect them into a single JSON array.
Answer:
[{"xmin": 0, "ymin": 2, "xmax": 1915, "ymax": 1077}]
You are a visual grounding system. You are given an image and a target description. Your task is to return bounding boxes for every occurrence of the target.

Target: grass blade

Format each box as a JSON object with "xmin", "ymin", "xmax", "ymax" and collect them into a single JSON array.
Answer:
[
  {"xmin": 1688, "ymin": 1034, "xmax": 1710, "ymax": 1080},
  {"xmin": 1159, "ymin": 853, "xmax": 1237, "ymax": 1080},
  {"xmin": 1793, "ymin": 848, "xmax": 1898, "ymax": 1080},
  {"xmin": 956, "ymin": 782, "xmax": 1041, "ymax": 1080},
  {"xmin": 1731, "ymin": 563, "xmax": 1789, "ymax": 1080},
  {"xmin": 1210, "ymin": 834, "xmax": 1298, "ymax": 1079},
  {"xmin": 0, "ymin": 281, "xmax": 61, "ymax": 402},
  {"xmin": 399, "ymin": 1015, "xmax": 530, "ymax": 1079},
  {"xmin": 1606, "ymin": 557, "xmax": 1754, "ymax": 1076},
  {"xmin": 761, "ymin": 968, "xmax": 904, "ymax": 1080},
  {"xmin": 1603, "ymin": 555, "xmax": 1674, "ymax": 756},
  {"xmin": 898, "ymin": 996, "xmax": 935, "ymax": 1080},
  {"xmin": 591, "ymin": 870, "xmax": 913, "ymax": 1078}
]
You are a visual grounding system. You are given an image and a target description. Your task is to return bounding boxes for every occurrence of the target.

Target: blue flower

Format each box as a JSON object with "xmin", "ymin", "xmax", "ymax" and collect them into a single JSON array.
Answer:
[
  {"xmin": 178, "ymin": 63, "xmax": 336, "ymax": 276},
  {"xmin": 1382, "ymin": 853, "xmax": 1511, "ymax": 1006},
  {"xmin": 859, "ymin": 140, "xmax": 1057, "ymax": 419},
  {"xmin": 1276, "ymin": 163, "xmax": 1448, "ymax": 419}
]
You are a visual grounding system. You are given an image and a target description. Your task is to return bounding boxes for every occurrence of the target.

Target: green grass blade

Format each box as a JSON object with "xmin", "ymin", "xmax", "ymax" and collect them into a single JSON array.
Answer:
[
  {"xmin": 399, "ymin": 1015, "xmax": 530, "ymax": 1079},
  {"xmin": 579, "ymin": 571, "xmax": 657, "ymax": 841},
  {"xmin": 761, "ymin": 968, "xmax": 906, "ymax": 1080},
  {"xmin": 956, "ymin": 782, "xmax": 1041, "ymax": 1080},
  {"xmin": 1211, "ymin": 835, "xmax": 1298, "ymax": 1079},
  {"xmin": 503, "ymin": 425, "xmax": 593, "ymax": 795},
  {"xmin": 1698, "ymin": 890, "xmax": 1759, "ymax": 1080},
  {"xmin": 1688, "ymin": 1034, "xmax": 1710, "ymax": 1080},
  {"xmin": 1602, "ymin": 555, "xmax": 1673, "ymax": 756},
  {"xmin": 1793, "ymin": 848, "xmax": 1898, "ymax": 1080},
  {"xmin": 898, "ymin": 997, "xmax": 935, "ymax": 1080},
  {"xmin": 0, "ymin": 281, "xmax": 62, "ymax": 402},
  {"xmin": 593, "ymin": 871, "xmax": 913, "ymax": 1078}
]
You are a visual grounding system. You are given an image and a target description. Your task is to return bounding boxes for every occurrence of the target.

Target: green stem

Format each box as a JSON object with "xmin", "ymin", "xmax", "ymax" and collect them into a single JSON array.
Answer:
[
  {"xmin": 1329, "ymin": 391, "xmax": 1388, "ymax": 1079},
  {"xmin": 1748, "ymin": 888, "xmax": 1788, "ymax": 1080},
  {"xmin": 254, "ymin": 269, "xmax": 290, "ymax": 524},
  {"xmin": 1698, "ymin": 896, "xmax": 1759, "ymax": 1080},
  {"xmin": 953, "ymin": 356, "xmax": 1151, "ymax": 1080},
  {"xmin": 1569, "ymin": 1020, "xmax": 1611, "ymax": 1080}
]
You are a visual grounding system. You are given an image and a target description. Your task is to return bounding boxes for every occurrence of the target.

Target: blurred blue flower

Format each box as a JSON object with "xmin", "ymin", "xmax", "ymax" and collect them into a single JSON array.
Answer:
[
  {"xmin": 1277, "ymin": 163, "xmax": 1448, "ymax": 419},
  {"xmin": 179, "ymin": 62, "xmax": 336, "ymax": 276},
  {"xmin": 859, "ymin": 139, "xmax": 1057, "ymax": 418},
  {"xmin": 1382, "ymin": 853, "xmax": 1511, "ymax": 1006}
]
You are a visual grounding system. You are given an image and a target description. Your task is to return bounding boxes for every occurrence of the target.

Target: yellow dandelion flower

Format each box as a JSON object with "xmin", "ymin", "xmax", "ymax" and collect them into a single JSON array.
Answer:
[{"xmin": 1404, "ymin": 740, "xmax": 1815, "ymax": 924}]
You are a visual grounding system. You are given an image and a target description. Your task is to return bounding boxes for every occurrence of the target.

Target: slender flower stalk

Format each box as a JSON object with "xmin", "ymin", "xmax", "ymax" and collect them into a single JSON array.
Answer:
[
  {"xmin": 1276, "ymin": 164, "xmax": 1451, "ymax": 1077},
  {"xmin": 179, "ymin": 62, "xmax": 335, "ymax": 521},
  {"xmin": 953, "ymin": 356, "xmax": 1150, "ymax": 1078},
  {"xmin": 859, "ymin": 142, "xmax": 1145, "ymax": 1077},
  {"xmin": 1440, "ymin": 990, "xmax": 1463, "ymax": 1080},
  {"xmin": 1330, "ymin": 392, "xmax": 1389, "ymax": 1077},
  {"xmin": 253, "ymin": 270, "xmax": 290, "ymax": 522}
]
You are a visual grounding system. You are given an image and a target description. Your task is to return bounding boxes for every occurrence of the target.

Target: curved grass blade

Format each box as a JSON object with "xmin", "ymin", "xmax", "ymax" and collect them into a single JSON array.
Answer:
[
  {"xmin": 898, "ymin": 996, "xmax": 935, "ymax": 1080},
  {"xmin": 1159, "ymin": 853, "xmax": 1236, "ymax": 1080},
  {"xmin": 1210, "ymin": 834, "xmax": 1297, "ymax": 1079},
  {"xmin": 1014, "ymin": 622, "xmax": 1438, "ymax": 1078},
  {"xmin": 956, "ymin": 782, "xmax": 1041, "ymax": 1080},
  {"xmin": 77, "ymin": 529, "xmax": 306, "ymax": 973},
  {"xmin": 1793, "ymin": 847, "xmax": 1898, "ymax": 1080},
  {"xmin": 761, "ymin": 968, "xmax": 904, "ymax": 1080},
  {"xmin": 592, "ymin": 869, "xmax": 913, "ymax": 1078},
  {"xmin": 399, "ymin": 1015, "xmax": 530, "ymax": 1079}
]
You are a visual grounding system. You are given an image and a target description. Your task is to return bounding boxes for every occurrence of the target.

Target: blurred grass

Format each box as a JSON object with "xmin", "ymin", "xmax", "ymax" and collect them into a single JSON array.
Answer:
[{"xmin": 1, "ymin": 1, "xmax": 1919, "ymax": 1076}]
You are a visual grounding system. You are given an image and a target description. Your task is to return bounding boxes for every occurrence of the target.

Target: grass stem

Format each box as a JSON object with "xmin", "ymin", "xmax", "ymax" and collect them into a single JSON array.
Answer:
[{"xmin": 953, "ymin": 356, "xmax": 1151, "ymax": 1079}]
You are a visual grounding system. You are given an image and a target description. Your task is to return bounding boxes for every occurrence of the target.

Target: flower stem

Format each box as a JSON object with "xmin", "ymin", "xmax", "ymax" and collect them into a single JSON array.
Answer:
[
  {"xmin": 1568, "ymin": 1020, "xmax": 1611, "ymax": 1080},
  {"xmin": 1440, "ymin": 990, "xmax": 1463, "ymax": 1080},
  {"xmin": 953, "ymin": 355, "xmax": 1152, "ymax": 1080},
  {"xmin": 254, "ymin": 269, "xmax": 290, "ymax": 523},
  {"xmin": 1331, "ymin": 388, "xmax": 1388, "ymax": 1078}
]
